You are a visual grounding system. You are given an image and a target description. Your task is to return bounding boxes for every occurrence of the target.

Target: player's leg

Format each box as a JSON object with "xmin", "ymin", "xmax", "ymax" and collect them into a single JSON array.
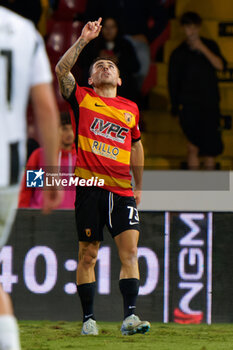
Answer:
[
  {"xmin": 0, "ymin": 286, "xmax": 21, "ymax": 350},
  {"xmin": 187, "ymin": 142, "xmax": 200, "ymax": 169},
  {"xmin": 114, "ymin": 229, "xmax": 150, "ymax": 335},
  {"xmin": 76, "ymin": 241, "xmax": 100, "ymax": 335},
  {"xmin": 75, "ymin": 187, "xmax": 105, "ymax": 335},
  {"xmin": 0, "ymin": 188, "xmax": 21, "ymax": 349},
  {"xmin": 114, "ymin": 229, "xmax": 139, "ymax": 280},
  {"xmin": 115, "ymin": 229, "xmax": 140, "ymax": 319},
  {"xmin": 77, "ymin": 241, "xmax": 100, "ymax": 284},
  {"xmin": 109, "ymin": 193, "xmax": 150, "ymax": 335}
]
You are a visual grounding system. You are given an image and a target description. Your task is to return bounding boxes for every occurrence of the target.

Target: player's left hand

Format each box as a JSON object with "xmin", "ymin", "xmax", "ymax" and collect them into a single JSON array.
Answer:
[
  {"xmin": 134, "ymin": 189, "xmax": 142, "ymax": 206},
  {"xmin": 42, "ymin": 188, "xmax": 64, "ymax": 214}
]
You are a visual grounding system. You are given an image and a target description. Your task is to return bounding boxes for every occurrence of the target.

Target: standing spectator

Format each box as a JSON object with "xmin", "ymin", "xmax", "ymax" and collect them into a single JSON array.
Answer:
[
  {"xmin": 0, "ymin": 2, "xmax": 62, "ymax": 349},
  {"xmin": 168, "ymin": 12, "xmax": 226, "ymax": 169},
  {"xmin": 18, "ymin": 113, "xmax": 76, "ymax": 209},
  {"xmin": 78, "ymin": 17, "xmax": 140, "ymax": 102},
  {"xmin": 84, "ymin": 0, "xmax": 168, "ymax": 89}
]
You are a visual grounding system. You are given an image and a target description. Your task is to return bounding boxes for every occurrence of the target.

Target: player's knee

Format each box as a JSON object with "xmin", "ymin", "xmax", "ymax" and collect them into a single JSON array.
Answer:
[
  {"xmin": 120, "ymin": 246, "xmax": 138, "ymax": 266},
  {"xmin": 82, "ymin": 253, "xmax": 97, "ymax": 268},
  {"xmin": 79, "ymin": 246, "xmax": 98, "ymax": 269}
]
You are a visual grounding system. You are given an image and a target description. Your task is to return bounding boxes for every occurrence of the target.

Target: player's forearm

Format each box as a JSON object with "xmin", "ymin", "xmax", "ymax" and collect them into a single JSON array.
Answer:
[
  {"xmin": 37, "ymin": 116, "xmax": 59, "ymax": 167},
  {"xmin": 131, "ymin": 140, "xmax": 144, "ymax": 190},
  {"xmin": 31, "ymin": 84, "xmax": 60, "ymax": 167},
  {"xmin": 55, "ymin": 19, "xmax": 102, "ymax": 99},
  {"xmin": 55, "ymin": 37, "xmax": 88, "ymax": 77},
  {"xmin": 55, "ymin": 36, "xmax": 89, "ymax": 98}
]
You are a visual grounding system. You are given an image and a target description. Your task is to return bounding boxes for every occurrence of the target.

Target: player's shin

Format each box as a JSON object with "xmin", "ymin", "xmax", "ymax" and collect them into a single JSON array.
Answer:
[
  {"xmin": 119, "ymin": 278, "xmax": 139, "ymax": 319},
  {"xmin": 77, "ymin": 282, "xmax": 96, "ymax": 322}
]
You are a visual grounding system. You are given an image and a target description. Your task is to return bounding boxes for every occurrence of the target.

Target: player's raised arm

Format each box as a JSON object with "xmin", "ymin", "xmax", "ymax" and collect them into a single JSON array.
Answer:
[{"xmin": 55, "ymin": 17, "xmax": 102, "ymax": 99}]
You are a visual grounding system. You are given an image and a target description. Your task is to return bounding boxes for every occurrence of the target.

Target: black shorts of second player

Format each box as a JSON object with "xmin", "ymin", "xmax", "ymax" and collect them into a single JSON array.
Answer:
[{"xmin": 75, "ymin": 186, "xmax": 140, "ymax": 242}]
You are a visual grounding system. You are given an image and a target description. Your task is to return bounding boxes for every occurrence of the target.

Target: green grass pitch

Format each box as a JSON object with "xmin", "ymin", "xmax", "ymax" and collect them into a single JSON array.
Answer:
[{"xmin": 19, "ymin": 321, "xmax": 233, "ymax": 350}]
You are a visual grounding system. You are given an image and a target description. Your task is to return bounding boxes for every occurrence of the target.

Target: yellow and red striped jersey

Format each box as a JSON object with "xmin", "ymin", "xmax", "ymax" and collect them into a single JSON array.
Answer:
[{"xmin": 67, "ymin": 83, "xmax": 141, "ymax": 196}]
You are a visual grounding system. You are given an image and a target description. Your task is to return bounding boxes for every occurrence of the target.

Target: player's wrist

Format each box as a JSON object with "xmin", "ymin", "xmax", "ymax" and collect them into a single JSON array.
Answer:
[{"xmin": 79, "ymin": 35, "xmax": 90, "ymax": 44}]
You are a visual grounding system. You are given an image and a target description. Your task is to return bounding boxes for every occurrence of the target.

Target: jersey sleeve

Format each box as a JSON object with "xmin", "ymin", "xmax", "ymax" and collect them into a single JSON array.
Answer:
[
  {"xmin": 29, "ymin": 32, "xmax": 53, "ymax": 87},
  {"xmin": 65, "ymin": 81, "xmax": 87, "ymax": 105},
  {"xmin": 64, "ymin": 82, "xmax": 88, "ymax": 149},
  {"xmin": 131, "ymin": 106, "xmax": 141, "ymax": 142}
]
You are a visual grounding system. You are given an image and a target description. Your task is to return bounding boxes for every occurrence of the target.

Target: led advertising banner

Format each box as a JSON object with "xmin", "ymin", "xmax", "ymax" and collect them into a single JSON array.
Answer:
[
  {"xmin": 2, "ymin": 210, "xmax": 233, "ymax": 322},
  {"xmin": 168, "ymin": 213, "xmax": 212, "ymax": 324},
  {"xmin": 3, "ymin": 210, "xmax": 165, "ymax": 322}
]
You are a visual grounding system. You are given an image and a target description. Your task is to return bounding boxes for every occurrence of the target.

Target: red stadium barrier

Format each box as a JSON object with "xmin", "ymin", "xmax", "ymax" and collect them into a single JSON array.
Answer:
[
  {"xmin": 150, "ymin": 22, "xmax": 171, "ymax": 61},
  {"xmin": 141, "ymin": 63, "xmax": 157, "ymax": 96}
]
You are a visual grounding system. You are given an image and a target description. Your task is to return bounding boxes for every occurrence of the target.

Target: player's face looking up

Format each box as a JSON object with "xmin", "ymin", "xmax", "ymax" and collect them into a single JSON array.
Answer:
[{"xmin": 88, "ymin": 60, "xmax": 122, "ymax": 88}]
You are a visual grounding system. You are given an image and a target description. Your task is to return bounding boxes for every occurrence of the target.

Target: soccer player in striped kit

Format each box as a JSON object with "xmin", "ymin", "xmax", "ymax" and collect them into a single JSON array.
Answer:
[{"xmin": 56, "ymin": 17, "xmax": 150, "ymax": 335}]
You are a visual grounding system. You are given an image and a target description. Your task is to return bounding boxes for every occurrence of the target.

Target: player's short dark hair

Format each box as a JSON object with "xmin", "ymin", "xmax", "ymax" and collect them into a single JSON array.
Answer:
[
  {"xmin": 89, "ymin": 57, "xmax": 120, "ymax": 77},
  {"xmin": 60, "ymin": 112, "xmax": 71, "ymax": 126},
  {"xmin": 180, "ymin": 12, "xmax": 202, "ymax": 26}
]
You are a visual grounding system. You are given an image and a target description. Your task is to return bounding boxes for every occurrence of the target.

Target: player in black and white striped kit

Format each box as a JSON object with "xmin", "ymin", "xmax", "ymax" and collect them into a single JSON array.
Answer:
[{"xmin": 0, "ymin": 2, "xmax": 62, "ymax": 349}]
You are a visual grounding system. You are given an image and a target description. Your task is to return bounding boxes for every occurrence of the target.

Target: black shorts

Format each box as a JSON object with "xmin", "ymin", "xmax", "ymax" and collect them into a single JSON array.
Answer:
[{"xmin": 75, "ymin": 186, "xmax": 140, "ymax": 242}]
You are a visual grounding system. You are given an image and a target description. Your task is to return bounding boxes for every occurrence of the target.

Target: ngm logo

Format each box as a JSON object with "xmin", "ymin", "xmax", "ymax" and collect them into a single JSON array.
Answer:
[
  {"xmin": 174, "ymin": 213, "xmax": 212, "ymax": 324},
  {"xmin": 90, "ymin": 118, "xmax": 129, "ymax": 143},
  {"xmin": 26, "ymin": 169, "xmax": 44, "ymax": 187},
  {"xmin": 176, "ymin": 214, "xmax": 206, "ymax": 324},
  {"xmin": 164, "ymin": 212, "xmax": 213, "ymax": 324}
]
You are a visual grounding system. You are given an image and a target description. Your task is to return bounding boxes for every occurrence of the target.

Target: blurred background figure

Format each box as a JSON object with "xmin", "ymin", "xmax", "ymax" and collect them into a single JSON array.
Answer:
[
  {"xmin": 19, "ymin": 113, "xmax": 76, "ymax": 209},
  {"xmin": 78, "ymin": 17, "xmax": 140, "ymax": 102},
  {"xmin": 0, "ymin": 1, "xmax": 62, "ymax": 349},
  {"xmin": 26, "ymin": 124, "xmax": 40, "ymax": 160},
  {"xmin": 168, "ymin": 12, "xmax": 227, "ymax": 170},
  {"xmin": 84, "ymin": 0, "xmax": 168, "ymax": 91},
  {"xmin": 1, "ymin": 0, "xmax": 42, "ymax": 26}
]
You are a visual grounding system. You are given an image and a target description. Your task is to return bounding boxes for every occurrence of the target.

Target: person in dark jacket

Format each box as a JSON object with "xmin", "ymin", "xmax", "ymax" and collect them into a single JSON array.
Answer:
[
  {"xmin": 84, "ymin": 0, "xmax": 168, "ymax": 89},
  {"xmin": 168, "ymin": 12, "xmax": 227, "ymax": 169},
  {"xmin": 78, "ymin": 17, "xmax": 140, "ymax": 102}
]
